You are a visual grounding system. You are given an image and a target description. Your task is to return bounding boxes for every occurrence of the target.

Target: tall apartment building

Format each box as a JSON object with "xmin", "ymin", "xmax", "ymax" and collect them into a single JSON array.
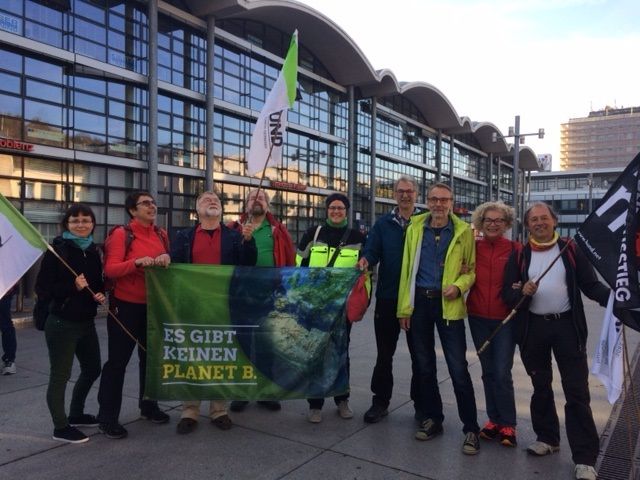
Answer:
[{"xmin": 560, "ymin": 106, "xmax": 640, "ymax": 170}]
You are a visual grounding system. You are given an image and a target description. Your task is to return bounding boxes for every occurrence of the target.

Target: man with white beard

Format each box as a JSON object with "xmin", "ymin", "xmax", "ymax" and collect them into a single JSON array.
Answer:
[{"xmin": 171, "ymin": 190, "xmax": 257, "ymax": 435}]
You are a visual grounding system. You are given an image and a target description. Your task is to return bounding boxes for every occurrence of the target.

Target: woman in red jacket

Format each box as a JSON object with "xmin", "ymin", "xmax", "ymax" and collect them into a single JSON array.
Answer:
[
  {"xmin": 97, "ymin": 191, "xmax": 171, "ymax": 439},
  {"xmin": 466, "ymin": 201, "xmax": 520, "ymax": 448}
]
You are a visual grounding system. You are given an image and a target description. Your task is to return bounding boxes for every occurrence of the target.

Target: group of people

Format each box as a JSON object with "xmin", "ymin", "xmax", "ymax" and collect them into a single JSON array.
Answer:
[{"xmin": 32, "ymin": 176, "xmax": 606, "ymax": 480}]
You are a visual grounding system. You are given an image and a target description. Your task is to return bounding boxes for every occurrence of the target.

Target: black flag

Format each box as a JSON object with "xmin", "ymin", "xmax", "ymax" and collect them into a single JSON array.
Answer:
[{"xmin": 575, "ymin": 151, "xmax": 640, "ymax": 332}]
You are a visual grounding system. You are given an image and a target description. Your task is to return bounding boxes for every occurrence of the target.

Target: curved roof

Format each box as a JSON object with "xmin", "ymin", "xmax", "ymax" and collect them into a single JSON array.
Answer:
[{"xmin": 183, "ymin": 0, "xmax": 540, "ymax": 170}]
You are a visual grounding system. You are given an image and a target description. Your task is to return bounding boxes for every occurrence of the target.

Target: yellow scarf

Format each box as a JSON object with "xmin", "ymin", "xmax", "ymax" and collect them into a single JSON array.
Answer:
[{"xmin": 529, "ymin": 231, "xmax": 559, "ymax": 251}]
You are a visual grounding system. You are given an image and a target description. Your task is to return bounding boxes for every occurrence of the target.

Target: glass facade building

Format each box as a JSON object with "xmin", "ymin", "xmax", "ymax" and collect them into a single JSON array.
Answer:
[{"xmin": 0, "ymin": 0, "xmax": 540, "ymax": 245}]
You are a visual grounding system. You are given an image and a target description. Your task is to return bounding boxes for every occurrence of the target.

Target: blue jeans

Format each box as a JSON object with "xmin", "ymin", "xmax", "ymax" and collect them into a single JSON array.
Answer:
[
  {"xmin": 407, "ymin": 295, "xmax": 479, "ymax": 434},
  {"xmin": 0, "ymin": 293, "xmax": 16, "ymax": 363},
  {"xmin": 468, "ymin": 315, "xmax": 516, "ymax": 427}
]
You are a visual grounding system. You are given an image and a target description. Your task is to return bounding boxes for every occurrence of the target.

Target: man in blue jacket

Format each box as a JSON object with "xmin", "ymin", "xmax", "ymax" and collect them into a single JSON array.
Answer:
[
  {"xmin": 357, "ymin": 175, "xmax": 418, "ymax": 423},
  {"xmin": 171, "ymin": 190, "xmax": 257, "ymax": 435}
]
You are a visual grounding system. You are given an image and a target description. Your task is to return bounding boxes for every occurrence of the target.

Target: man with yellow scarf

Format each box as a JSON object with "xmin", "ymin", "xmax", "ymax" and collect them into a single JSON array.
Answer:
[{"xmin": 503, "ymin": 202, "xmax": 608, "ymax": 480}]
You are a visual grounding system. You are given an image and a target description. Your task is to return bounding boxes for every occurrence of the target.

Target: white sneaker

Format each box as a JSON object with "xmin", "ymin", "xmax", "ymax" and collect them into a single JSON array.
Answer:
[
  {"xmin": 2, "ymin": 361, "xmax": 16, "ymax": 375},
  {"xmin": 575, "ymin": 464, "xmax": 597, "ymax": 480},
  {"xmin": 527, "ymin": 440, "xmax": 560, "ymax": 456},
  {"xmin": 337, "ymin": 400, "xmax": 353, "ymax": 419},
  {"xmin": 308, "ymin": 409, "xmax": 322, "ymax": 423}
]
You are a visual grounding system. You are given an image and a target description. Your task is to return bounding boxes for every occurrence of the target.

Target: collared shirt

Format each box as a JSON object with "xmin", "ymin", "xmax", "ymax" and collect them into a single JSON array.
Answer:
[
  {"xmin": 192, "ymin": 224, "xmax": 221, "ymax": 265},
  {"xmin": 253, "ymin": 218, "xmax": 275, "ymax": 267},
  {"xmin": 391, "ymin": 206, "xmax": 414, "ymax": 230},
  {"xmin": 416, "ymin": 217, "xmax": 453, "ymax": 289}
]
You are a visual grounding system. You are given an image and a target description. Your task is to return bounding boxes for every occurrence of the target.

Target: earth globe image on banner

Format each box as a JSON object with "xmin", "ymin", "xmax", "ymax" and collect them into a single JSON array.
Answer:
[{"xmin": 228, "ymin": 266, "xmax": 357, "ymax": 395}]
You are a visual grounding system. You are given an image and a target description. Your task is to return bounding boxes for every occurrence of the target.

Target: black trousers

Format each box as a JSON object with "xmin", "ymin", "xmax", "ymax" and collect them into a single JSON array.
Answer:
[
  {"xmin": 97, "ymin": 299, "xmax": 157, "ymax": 424},
  {"xmin": 521, "ymin": 313, "xmax": 599, "ymax": 465},
  {"xmin": 369, "ymin": 298, "xmax": 407, "ymax": 407}
]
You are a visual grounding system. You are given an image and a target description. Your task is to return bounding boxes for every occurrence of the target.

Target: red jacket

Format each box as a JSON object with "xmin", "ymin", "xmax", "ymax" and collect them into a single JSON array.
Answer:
[
  {"xmin": 104, "ymin": 219, "xmax": 169, "ymax": 304},
  {"xmin": 466, "ymin": 236, "xmax": 520, "ymax": 320},
  {"xmin": 228, "ymin": 212, "xmax": 295, "ymax": 267}
]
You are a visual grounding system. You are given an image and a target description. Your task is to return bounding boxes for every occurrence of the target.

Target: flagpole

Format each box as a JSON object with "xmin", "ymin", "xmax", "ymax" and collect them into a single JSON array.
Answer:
[
  {"xmin": 477, "ymin": 238, "xmax": 574, "ymax": 355},
  {"xmin": 45, "ymin": 244, "xmax": 146, "ymax": 352},
  {"xmin": 245, "ymin": 115, "xmax": 282, "ymax": 226}
]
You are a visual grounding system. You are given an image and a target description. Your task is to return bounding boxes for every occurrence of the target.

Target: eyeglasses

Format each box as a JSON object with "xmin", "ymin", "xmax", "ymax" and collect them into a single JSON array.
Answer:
[
  {"xmin": 136, "ymin": 200, "xmax": 156, "ymax": 207},
  {"xmin": 395, "ymin": 189, "xmax": 415, "ymax": 196},
  {"xmin": 482, "ymin": 218, "xmax": 506, "ymax": 225},
  {"xmin": 427, "ymin": 197, "xmax": 452, "ymax": 204},
  {"xmin": 68, "ymin": 219, "xmax": 93, "ymax": 225},
  {"xmin": 328, "ymin": 206, "xmax": 346, "ymax": 211}
]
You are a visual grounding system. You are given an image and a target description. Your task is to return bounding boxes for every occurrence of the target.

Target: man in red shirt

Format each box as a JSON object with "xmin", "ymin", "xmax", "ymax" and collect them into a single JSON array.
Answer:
[{"xmin": 172, "ymin": 190, "xmax": 257, "ymax": 435}]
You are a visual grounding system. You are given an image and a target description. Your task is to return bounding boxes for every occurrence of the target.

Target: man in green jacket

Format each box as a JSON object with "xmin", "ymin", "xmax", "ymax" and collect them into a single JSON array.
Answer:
[{"xmin": 397, "ymin": 182, "xmax": 480, "ymax": 455}]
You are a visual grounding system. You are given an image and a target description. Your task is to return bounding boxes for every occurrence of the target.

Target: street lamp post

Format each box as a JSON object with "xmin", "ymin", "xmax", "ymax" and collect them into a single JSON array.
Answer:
[{"xmin": 492, "ymin": 115, "xmax": 545, "ymax": 241}]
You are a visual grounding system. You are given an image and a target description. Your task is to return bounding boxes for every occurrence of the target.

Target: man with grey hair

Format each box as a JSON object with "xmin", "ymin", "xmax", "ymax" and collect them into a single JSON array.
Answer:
[
  {"xmin": 503, "ymin": 201, "xmax": 608, "ymax": 480},
  {"xmin": 171, "ymin": 190, "xmax": 257, "ymax": 435},
  {"xmin": 357, "ymin": 175, "xmax": 419, "ymax": 423}
]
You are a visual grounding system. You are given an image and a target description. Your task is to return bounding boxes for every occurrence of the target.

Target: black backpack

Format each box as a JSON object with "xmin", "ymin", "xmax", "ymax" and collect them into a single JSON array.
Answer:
[{"xmin": 33, "ymin": 243, "xmax": 69, "ymax": 331}]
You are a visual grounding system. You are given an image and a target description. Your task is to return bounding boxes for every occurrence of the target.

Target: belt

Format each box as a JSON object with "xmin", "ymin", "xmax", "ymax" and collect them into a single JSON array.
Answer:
[
  {"xmin": 531, "ymin": 311, "xmax": 572, "ymax": 321},
  {"xmin": 416, "ymin": 287, "xmax": 442, "ymax": 298}
]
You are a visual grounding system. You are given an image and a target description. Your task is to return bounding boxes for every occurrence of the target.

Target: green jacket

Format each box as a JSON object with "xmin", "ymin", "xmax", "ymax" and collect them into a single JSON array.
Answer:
[{"xmin": 397, "ymin": 212, "xmax": 476, "ymax": 321}]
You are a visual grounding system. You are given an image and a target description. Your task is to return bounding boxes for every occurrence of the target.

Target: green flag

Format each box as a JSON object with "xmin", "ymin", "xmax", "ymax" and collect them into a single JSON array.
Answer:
[
  {"xmin": 145, "ymin": 264, "xmax": 360, "ymax": 400},
  {"xmin": 0, "ymin": 193, "xmax": 48, "ymax": 298}
]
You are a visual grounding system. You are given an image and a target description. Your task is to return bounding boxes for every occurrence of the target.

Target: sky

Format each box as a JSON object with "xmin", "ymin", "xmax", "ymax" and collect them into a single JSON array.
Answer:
[{"xmin": 295, "ymin": 0, "xmax": 640, "ymax": 170}]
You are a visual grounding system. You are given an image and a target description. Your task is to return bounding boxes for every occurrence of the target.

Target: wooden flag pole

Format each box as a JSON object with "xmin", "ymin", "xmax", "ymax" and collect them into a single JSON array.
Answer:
[
  {"xmin": 46, "ymin": 244, "xmax": 146, "ymax": 352},
  {"xmin": 477, "ymin": 238, "xmax": 574, "ymax": 355}
]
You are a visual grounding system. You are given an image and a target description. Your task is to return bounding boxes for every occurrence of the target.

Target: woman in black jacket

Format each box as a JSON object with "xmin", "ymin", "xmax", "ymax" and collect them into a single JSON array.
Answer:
[{"xmin": 36, "ymin": 204, "xmax": 105, "ymax": 444}]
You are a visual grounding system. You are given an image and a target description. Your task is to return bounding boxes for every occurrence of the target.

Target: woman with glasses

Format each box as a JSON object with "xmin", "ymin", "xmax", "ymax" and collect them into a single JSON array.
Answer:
[
  {"xmin": 97, "ymin": 191, "xmax": 170, "ymax": 439},
  {"xmin": 466, "ymin": 201, "xmax": 520, "ymax": 448},
  {"xmin": 296, "ymin": 192, "xmax": 365, "ymax": 424},
  {"xmin": 36, "ymin": 204, "xmax": 106, "ymax": 444}
]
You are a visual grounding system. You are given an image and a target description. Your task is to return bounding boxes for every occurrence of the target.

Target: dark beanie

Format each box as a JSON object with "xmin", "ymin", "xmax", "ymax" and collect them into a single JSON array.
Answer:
[{"xmin": 325, "ymin": 193, "xmax": 350, "ymax": 210}]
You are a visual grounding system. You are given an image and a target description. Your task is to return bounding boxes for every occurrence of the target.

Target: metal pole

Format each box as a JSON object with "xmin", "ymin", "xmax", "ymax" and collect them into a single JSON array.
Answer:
[
  {"xmin": 588, "ymin": 172, "xmax": 594, "ymax": 211},
  {"xmin": 205, "ymin": 16, "xmax": 216, "ymax": 191},
  {"xmin": 347, "ymin": 85, "xmax": 356, "ymax": 229},
  {"xmin": 488, "ymin": 153, "xmax": 494, "ymax": 201},
  {"xmin": 370, "ymin": 98, "xmax": 377, "ymax": 231},
  {"xmin": 148, "ymin": 0, "xmax": 158, "ymax": 197},
  {"xmin": 512, "ymin": 115, "xmax": 520, "ymax": 241}
]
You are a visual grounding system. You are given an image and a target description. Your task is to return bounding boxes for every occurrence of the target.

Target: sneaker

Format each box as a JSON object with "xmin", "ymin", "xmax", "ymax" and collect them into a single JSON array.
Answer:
[
  {"xmin": 176, "ymin": 418, "xmax": 197, "ymax": 435},
  {"xmin": 462, "ymin": 432, "xmax": 480, "ymax": 455},
  {"xmin": 257, "ymin": 400, "xmax": 282, "ymax": 411},
  {"xmin": 479, "ymin": 420, "xmax": 500, "ymax": 440},
  {"xmin": 141, "ymin": 408, "xmax": 170, "ymax": 424},
  {"xmin": 230, "ymin": 400, "xmax": 249, "ymax": 412},
  {"xmin": 52, "ymin": 425, "xmax": 89, "ymax": 444},
  {"xmin": 308, "ymin": 409, "xmax": 322, "ymax": 423},
  {"xmin": 415, "ymin": 418, "xmax": 443, "ymax": 441},
  {"xmin": 2, "ymin": 361, "xmax": 16, "ymax": 375},
  {"xmin": 575, "ymin": 464, "xmax": 597, "ymax": 480},
  {"xmin": 99, "ymin": 422, "xmax": 128, "ymax": 439},
  {"xmin": 337, "ymin": 400, "xmax": 354, "ymax": 419},
  {"xmin": 211, "ymin": 414, "xmax": 232, "ymax": 430},
  {"xmin": 527, "ymin": 440, "xmax": 560, "ymax": 456},
  {"xmin": 68, "ymin": 414, "xmax": 99, "ymax": 427},
  {"xmin": 363, "ymin": 404, "xmax": 389, "ymax": 424},
  {"xmin": 499, "ymin": 426, "xmax": 517, "ymax": 447}
]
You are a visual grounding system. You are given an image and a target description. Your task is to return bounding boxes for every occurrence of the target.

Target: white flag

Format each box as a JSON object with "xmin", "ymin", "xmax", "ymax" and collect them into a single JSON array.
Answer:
[
  {"xmin": 0, "ymin": 193, "xmax": 48, "ymax": 299},
  {"xmin": 246, "ymin": 30, "xmax": 298, "ymax": 176},
  {"xmin": 592, "ymin": 292, "xmax": 624, "ymax": 404}
]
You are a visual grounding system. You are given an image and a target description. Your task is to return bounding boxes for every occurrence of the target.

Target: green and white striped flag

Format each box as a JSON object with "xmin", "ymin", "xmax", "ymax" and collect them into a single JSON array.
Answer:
[
  {"xmin": 246, "ymin": 30, "xmax": 298, "ymax": 176},
  {"xmin": 0, "ymin": 194, "xmax": 48, "ymax": 298}
]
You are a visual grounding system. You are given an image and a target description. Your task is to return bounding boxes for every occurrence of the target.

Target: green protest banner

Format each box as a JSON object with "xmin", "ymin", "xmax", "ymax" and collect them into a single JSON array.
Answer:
[{"xmin": 145, "ymin": 264, "xmax": 360, "ymax": 401}]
